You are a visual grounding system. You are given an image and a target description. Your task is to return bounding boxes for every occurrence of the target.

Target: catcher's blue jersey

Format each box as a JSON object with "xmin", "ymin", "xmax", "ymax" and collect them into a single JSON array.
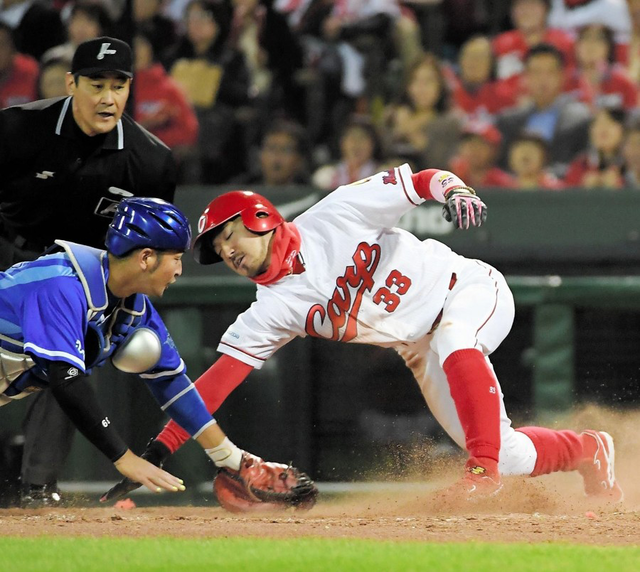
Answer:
[{"xmin": 0, "ymin": 241, "xmax": 214, "ymax": 437}]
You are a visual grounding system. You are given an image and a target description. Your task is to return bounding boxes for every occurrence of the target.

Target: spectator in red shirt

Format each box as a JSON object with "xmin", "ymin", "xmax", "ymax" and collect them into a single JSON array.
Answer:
[
  {"xmin": 447, "ymin": 35, "xmax": 518, "ymax": 121},
  {"xmin": 133, "ymin": 30, "xmax": 199, "ymax": 176},
  {"xmin": 449, "ymin": 121, "xmax": 516, "ymax": 188},
  {"xmin": 0, "ymin": 22, "xmax": 38, "ymax": 109},
  {"xmin": 565, "ymin": 24, "xmax": 638, "ymax": 111},
  {"xmin": 564, "ymin": 104, "xmax": 627, "ymax": 188},
  {"xmin": 508, "ymin": 132, "xmax": 564, "ymax": 189},
  {"xmin": 493, "ymin": 0, "xmax": 575, "ymax": 84}
]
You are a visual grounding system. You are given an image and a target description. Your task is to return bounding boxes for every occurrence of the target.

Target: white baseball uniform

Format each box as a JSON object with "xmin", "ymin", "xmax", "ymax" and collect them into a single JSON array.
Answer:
[{"xmin": 217, "ymin": 163, "xmax": 537, "ymax": 476}]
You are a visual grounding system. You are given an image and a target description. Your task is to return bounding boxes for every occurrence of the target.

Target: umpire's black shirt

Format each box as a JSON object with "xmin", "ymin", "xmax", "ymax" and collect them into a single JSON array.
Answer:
[{"xmin": 0, "ymin": 96, "xmax": 177, "ymax": 253}]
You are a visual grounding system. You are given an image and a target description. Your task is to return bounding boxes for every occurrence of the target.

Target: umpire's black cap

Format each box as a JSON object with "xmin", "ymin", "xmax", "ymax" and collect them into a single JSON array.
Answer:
[{"xmin": 72, "ymin": 36, "xmax": 133, "ymax": 78}]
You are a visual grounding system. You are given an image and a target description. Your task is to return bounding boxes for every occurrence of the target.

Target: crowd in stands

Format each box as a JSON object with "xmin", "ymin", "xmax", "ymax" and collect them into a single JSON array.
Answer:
[{"xmin": 1, "ymin": 0, "xmax": 639, "ymax": 191}]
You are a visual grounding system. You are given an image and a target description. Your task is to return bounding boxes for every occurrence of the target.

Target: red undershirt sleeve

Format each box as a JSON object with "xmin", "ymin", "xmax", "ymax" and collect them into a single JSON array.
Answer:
[{"xmin": 156, "ymin": 354, "xmax": 253, "ymax": 452}]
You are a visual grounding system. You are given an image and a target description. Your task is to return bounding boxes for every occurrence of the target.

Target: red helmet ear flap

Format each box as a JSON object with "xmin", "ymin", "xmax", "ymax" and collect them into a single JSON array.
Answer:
[
  {"xmin": 239, "ymin": 202, "xmax": 284, "ymax": 233},
  {"xmin": 192, "ymin": 191, "xmax": 284, "ymax": 265}
]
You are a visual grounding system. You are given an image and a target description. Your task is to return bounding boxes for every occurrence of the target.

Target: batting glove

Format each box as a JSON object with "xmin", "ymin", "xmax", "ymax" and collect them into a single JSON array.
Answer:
[{"xmin": 442, "ymin": 186, "xmax": 487, "ymax": 229}]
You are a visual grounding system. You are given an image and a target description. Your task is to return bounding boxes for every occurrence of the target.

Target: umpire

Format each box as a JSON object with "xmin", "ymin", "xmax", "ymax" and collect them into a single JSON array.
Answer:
[{"xmin": 0, "ymin": 36, "xmax": 177, "ymax": 507}]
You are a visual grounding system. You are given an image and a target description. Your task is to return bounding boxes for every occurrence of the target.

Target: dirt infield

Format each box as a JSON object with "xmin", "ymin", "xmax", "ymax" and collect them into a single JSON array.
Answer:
[
  {"xmin": 0, "ymin": 505, "xmax": 636, "ymax": 545},
  {"xmin": 0, "ymin": 500, "xmax": 637, "ymax": 545},
  {"xmin": 1, "ymin": 406, "xmax": 638, "ymax": 545}
]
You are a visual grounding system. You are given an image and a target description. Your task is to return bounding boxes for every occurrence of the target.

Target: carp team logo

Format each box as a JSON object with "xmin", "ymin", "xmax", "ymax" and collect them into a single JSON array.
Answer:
[{"xmin": 305, "ymin": 242, "xmax": 381, "ymax": 342}]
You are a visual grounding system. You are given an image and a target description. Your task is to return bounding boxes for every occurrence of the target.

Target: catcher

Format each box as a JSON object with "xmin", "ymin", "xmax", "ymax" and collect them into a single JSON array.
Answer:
[
  {"xmin": 0, "ymin": 197, "xmax": 316, "ymax": 510},
  {"xmin": 103, "ymin": 164, "xmax": 623, "ymax": 508}
]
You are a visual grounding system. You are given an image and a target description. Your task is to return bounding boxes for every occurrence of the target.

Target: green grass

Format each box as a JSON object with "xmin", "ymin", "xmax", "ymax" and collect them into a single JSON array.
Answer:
[{"xmin": 1, "ymin": 537, "xmax": 638, "ymax": 572}]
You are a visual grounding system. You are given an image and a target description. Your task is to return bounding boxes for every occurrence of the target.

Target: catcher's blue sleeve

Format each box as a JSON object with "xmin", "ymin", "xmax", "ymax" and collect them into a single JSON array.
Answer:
[
  {"xmin": 22, "ymin": 278, "xmax": 88, "ymax": 371},
  {"xmin": 144, "ymin": 372, "xmax": 215, "ymax": 438},
  {"xmin": 137, "ymin": 302, "xmax": 215, "ymax": 437}
]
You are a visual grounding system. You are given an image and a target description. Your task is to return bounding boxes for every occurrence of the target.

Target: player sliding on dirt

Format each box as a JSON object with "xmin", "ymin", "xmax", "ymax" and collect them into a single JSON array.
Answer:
[
  {"xmin": 0, "ymin": 197, "xmax": 316, "ymax": 508},
  {"xmin": 104, "ymin": 165, "xmax": 623, "ymax": 509}
]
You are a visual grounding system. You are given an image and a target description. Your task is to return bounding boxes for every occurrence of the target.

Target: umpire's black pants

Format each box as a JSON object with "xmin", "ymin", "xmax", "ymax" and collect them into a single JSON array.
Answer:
[{"xmin": 21, "ymin": 390, "xmax": 76, "ymax": 486}]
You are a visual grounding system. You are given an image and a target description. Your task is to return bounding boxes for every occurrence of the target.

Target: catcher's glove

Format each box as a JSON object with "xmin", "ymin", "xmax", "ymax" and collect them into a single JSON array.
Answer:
[
  {"xmin": 100, "ymin": 439, "xmax": 171, "ymax": 503},
  {"xmin": 442, "ymin": 186, "xmax": 487, "ymax": 229},
  {"xmin": 214, "ymin": 452, "xmax": 318, "ymax": 513}
]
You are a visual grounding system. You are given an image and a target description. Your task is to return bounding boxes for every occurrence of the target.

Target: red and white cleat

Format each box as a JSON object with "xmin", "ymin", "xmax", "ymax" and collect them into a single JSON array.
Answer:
[
  {"xmin": 578, "ymin": 430, "xmax": 624, "ymax": 503},
  {"xmin": 442, "ymin": 458, "xmax": 503, "ymax": 502}
]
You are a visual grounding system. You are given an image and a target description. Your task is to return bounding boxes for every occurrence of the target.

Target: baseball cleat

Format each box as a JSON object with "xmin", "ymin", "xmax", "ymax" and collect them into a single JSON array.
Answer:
[
  {"xmin": 20, "ymin": 481, "xmax": 63, "ymax": 509},
  {"xmin": 578, "ymin": 430, "xmax": 624, "ymax": 503},
  {"xmin": 441, "ymin": 459, "xmax": 503, "ymax": 501}
]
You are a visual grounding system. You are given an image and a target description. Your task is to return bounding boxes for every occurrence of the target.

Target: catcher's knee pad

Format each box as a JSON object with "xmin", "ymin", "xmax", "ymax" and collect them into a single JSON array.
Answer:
[
  {"xmin": 0, "ymin": 346, "xmax": 35, "ymax": 387},
  {"xmin": 111, "ymin": 328, "xmax": 161, "ymax": 373}
]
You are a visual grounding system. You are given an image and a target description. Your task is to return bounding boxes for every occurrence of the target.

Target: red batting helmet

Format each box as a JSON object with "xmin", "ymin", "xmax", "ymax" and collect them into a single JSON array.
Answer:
[{"xmin": 193, "ymin": 190, "xmax": 285, "ymax": 264}]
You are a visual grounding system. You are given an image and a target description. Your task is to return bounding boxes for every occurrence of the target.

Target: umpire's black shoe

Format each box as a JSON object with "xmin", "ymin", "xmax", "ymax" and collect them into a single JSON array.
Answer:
[{"xmin": 20, "ymin": 482, "xmax": 63, "ymax": 509}]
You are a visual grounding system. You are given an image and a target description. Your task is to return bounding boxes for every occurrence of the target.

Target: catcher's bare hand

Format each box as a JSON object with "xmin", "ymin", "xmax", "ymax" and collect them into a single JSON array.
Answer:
[
  {"xmin": 443, "ymin": 186, "xmax": 487, "ymax": 229},
  {"xmin": 101, "ymin": 440, "xmax": 172, "ymax": 502},
  {"xmin": 214, "ymin": 452, "xmax": 318, "ymax": 513},
  {"xmin": 112, "ymin": 450, "xmax": 184, "ymax": 495}
]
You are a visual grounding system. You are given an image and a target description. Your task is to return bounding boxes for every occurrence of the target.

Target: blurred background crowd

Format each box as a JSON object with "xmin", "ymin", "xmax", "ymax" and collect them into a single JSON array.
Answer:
[{"xmin": 1, "ymin": 0, "xmax": 639, "ymax": 191}]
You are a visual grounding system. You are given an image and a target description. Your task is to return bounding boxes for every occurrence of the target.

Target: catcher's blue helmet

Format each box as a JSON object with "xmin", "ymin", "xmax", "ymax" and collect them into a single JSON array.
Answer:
[{"xmin": 106, "ymin": 197, "xmax": 192, "ymax": 257}]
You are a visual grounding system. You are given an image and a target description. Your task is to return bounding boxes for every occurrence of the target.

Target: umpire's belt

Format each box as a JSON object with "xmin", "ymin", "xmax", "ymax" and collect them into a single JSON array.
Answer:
[{"xmin": 428, "ymin": 273, "xmax": 458, "ymax": 334}]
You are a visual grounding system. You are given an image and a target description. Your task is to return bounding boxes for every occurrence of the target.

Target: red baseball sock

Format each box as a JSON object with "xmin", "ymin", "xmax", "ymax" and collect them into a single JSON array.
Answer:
[
  {"xmin": 157, "ymin": 355, "xmax": 253, "ymax": 453},
  {"xmin": 516, "ymin": 427, "xmax": 584, "ymax": 476},
  {"xmin": 443, "ymin": 349, "xmax": 501, "ymax": 465}
]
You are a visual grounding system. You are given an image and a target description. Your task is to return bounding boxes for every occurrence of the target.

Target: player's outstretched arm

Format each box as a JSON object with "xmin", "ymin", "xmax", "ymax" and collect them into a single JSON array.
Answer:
[
  {"xmin": 411, "ymin": 168, "xmax": 487, "ymax": 229},
  {"xmin": 47, "ymin": 361, "xmax": 186, "ymax": 494},
  {"xmin": 102, "ymin": 358, "xmax": 318, "ymax": 510},
  {"xmin": 101, "ymin": 355, "xmax": 253, "ymax": 502},
  {"xmin": 156, "ymin": 355, "xmax": 254, "ymax": 451},
  {"xmin": 102, "ymin": 417, "xmax": 318, "ymax": 511},
  {"xmin": 100, "ymin": 355, "xmax": 253, "ymax": 502}
]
